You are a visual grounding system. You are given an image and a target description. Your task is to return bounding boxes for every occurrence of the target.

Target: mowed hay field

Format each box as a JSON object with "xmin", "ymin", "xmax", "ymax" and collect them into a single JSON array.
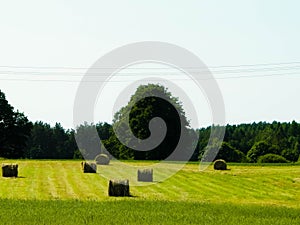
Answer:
[{"xmin": 0, "ymin": 160, "xmax": 299, "ymax": 225}]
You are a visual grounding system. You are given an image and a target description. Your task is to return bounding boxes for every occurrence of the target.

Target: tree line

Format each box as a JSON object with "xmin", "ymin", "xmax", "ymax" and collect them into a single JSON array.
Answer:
[
  {"xmin": 198, "ymin": 121, "xmax": 300, "ymax": 163},
  {"xmin": 19, "ymin": 120, "xmax": 300, "ymax": 163},
  {"xmin": 1, "ymin": 86, "xmax": 300, "ymax": 162}
]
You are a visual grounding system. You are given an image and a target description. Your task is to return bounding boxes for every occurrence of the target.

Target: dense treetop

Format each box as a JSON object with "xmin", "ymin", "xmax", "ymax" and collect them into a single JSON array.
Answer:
[{"xmin": 104, "ymin": 84, "xmax": 195, "ymax": 160}]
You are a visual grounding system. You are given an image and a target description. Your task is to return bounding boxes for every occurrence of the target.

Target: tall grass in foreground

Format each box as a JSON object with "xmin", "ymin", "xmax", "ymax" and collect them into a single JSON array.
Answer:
[{"xmin": 0, "ymin": 199, "xmax": 299, "ymax": 225}]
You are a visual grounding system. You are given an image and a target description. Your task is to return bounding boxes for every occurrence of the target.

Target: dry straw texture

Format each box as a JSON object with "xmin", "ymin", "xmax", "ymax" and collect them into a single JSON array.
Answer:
[
  {"xmin": 81, "ymin": 162, "xmax": 97, "ymax": 173},
  {"xmin": 108, "ymin": 179, "xmax": 130, "ymax": 197},
  {"xmin": 137, "ymin": 169, "xmax": 153, "ymax": 182},
  {"xmin": 213, "ymin": 159, "xmax": 227, "ymax": 170},
  {"xmin": 2, "ymin": 163, "xmax": 18, "ymax": 177},
  {"xmin": 95, "ymin": 154, "xmax": 110, "ymax": 165}
]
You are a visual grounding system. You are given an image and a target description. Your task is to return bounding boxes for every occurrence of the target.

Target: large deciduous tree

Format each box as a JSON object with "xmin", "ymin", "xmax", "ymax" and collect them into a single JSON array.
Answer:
[
  {"xmin": 104, "ymin": 84, "xmax": 197, "ymax": 160},
  {"xmin": 0, "ymin": 90, "xmax": 32, "ymax": 158}
]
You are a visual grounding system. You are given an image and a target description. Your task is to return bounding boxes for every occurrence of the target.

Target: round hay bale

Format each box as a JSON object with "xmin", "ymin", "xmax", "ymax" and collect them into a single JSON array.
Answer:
[
  {"xmin": 2, "ymin": 163, "xmax": 18, "ymax": 177},
  {"xmin": 95, "ymin": 154, "xmax": 110, "ymax": 165},
  {"xmin": 108, "ymin": 179, "xmax": 130, "ymax": 197},
  {"xmin": 137, "ymin": 169, "xmax": 153, "ymax": 182},
  {"xmin": 81, "ymin": 162, "xmax": 97, "ymax": 173},
  {"xmin": 213, "ymin": 159, "xmax": 227, "ymax": 170}
]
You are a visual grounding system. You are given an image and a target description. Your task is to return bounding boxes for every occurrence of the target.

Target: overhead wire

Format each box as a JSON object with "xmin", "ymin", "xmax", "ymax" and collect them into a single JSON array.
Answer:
[
  {"xmin": 0, "ymin": 61, "xmax": 300, "ymax": 70},
  {"xmin": 0, "ymin": 61, "xmax": 299, "ymax": 82}
]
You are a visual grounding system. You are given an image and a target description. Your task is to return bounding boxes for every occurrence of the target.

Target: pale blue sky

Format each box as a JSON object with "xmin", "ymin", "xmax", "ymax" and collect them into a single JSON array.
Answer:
[{"xmin": 0, "ymin": 0, "xmax": 300, "ymax": 128}]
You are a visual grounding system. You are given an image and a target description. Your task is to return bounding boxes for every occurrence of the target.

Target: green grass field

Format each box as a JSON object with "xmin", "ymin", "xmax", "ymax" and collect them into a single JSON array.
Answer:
[{"xmin": 0, "ymin": 160, "xmax": 299, "ymax": 224}]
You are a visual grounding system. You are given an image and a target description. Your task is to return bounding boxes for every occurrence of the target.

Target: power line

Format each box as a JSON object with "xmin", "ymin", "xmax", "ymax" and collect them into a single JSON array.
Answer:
[
  {"xmin": 0, "ymin": 61, "xmax": 300, "ymax": 70},
  {"xmin": 0, "ymin": 71, "xmax": 299, "ymax": 83},
  {"xmin": 0, "ymin": 61, "xmax": 299, "ymax": 82},
  {"xmin": 0, "ymin": 65, "xmax": 300, "ymax": 76}
]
